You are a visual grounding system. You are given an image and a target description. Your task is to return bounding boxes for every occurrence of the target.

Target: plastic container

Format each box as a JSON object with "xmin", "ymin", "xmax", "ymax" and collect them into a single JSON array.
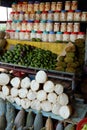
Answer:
[
  {"xmin": 42, "ymin": 31, "xmax": 48, "ymax": 42},
  {"xmin": 24, "ymin": 12, "xmax": 29, "ymax": 21},
  {"xmin": 28, "ymin": 1, "xmax": 34, "ymax": 12},
  {"xmin": 56, "ymin": 32, "xmax": 63, "ymax": 41},
  {"xmin": 47, "ymin": 11, "xmax": 53, "ymax": 21},
  {"xmin": 60, "ymin": 10, "xmax": 67, "ymax": 21},
  {"xmin": 10, "ymin": 12, "xmax": 15, "ymax": 21},
  {"xmin": 34, "ymin": 20, "xmax": 39, "ymax": 31},
  {"xmin": 19, "ymin": 12, "xmax": 24, "ymax": 21},
  {"xmin": 63, "ymin": 32, "xmax": 70, "ymax": 41},
  {"xmin": 22, "ymin": 2, "xmax": 28, "ymax": 12},
  {"xmin": 30, "ymin": 12, "xmax": 35, "ymax": 20},
  {"xmin": 10, "ymin": 30, "xmax": 15, "ymax": 39},
  {"xmin": 81, "ymin": 12, "xmax": 87, "ymax": 21},
  {"xmin": 6, "ymin": 21, "xmax": 12, "ymax": 30},
  {"xmin": 19, "ymin": 30, "xmax": 25, "ymax": 40},
  {"xmin": 46, "ymin": 20, "xmax": 53, "ymax": 32},
  {"xmin": 21, "ymin": 21, "xmax": 27, "ymax": 30},
  {"xmin": 39, "ymin": 20, "xmax": 46, "ymax": 31},
  {"xmin": 41, "ymin": 11, "xmax": 47, "ymax": 20},
  {"xmin": 56, "ymin": 2, "xmax": 63, "ymax": 11},
  {"xmin": 48, "ymin": 31, "xmax": 55, "ymax": 42},
  {"xmin": 54, "ymin": 23, "xmax": 60, "ymax": 32},
  {"xmin": 35, "ymin": 11, "xmax": 41, "ymax": 20},
  {"xmin": 16, "ymin": 20, "xmax": 21, "ymax": 30},
  {"xmin": 24, "ymin": 30, "xmax": 30, "ymax": 40},
  {"xmin": 39, "ymin": 2, "xmax": 45, "ymax": 11},
  {"xmin": 14, "ymin": 12, "xmax": 19, "ymax": 21},
  {"xmin": 74, "ymin": 23, "xmax": 80, "ymax": 32},
  {"xmin": 27, "ymin": 20, "xmax": 34, "ymax": 31},
  {"xmin": 70, "ymin": 32, "xmax": 77, "ymax": 42},
  {"xmin": 17, "ymin": 2, "xmax": 22, "ymax": 12},
  {"xmin": 45, "ymin": 2, "xmax": 51, "ymax": 11},
  {"xmin": 34, "ymin": 1, "xmax": 40, "ymax": 12},
  {"xmin": 65, "ymin": 1, "xmax": 71, "ymax": 10},
  {"xmin": 67, "ymin": 10, "xmax": 74, "ymax": 21},
  {"xmin": 67, "ymin": 23, "xmax": 73, "ymax": 32},
  {"xmin": 12, "ymin": 2, "xmax": 17, "ymax": 12},
  {"xmin": 60, "ymin": 23, "xmax": 67, "ymax": 32},
  {"xmin": 11, "ymin": 21, "xmax": 16, "ymax": 30},
  {"xmin": 77, "ymin": 32, "xmax": 85, "ymax": 39},
  {"xmin": 53, "ymin": 11, "xmax": 60, "ymax": 21},
  {"xmin": 30, "ymin": 30, "xmax": 36, "ymax": 40},
  {"xmin": 14, "ymin": 30, "xmax": 20, "ymax": 39},
  {"xmin": 51, "ymin": 2, "xmax": 56, "ymax": 11},
  {"xmin": 36, "ymin": 30, "xmax": 42, "ymax": 40},
  {"xmin": 74, "ymin": 10, "xmax": 81, "ymax": 21},
  {"xmin": 71, "ymin": 0, "xmax": 78, "ymax": 10}
]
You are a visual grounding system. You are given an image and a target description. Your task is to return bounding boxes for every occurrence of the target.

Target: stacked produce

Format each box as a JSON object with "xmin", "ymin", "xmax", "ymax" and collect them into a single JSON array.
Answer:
[
  {"xmin": 56, "ymin": 39, "xmax": 85, "ymax": 73},
  {"xmin": 0, "ymin": 44, "xmax": 57, "ymax": 70},
  {"xmin": 0, "ymin": 98, "xmax": 76, "ymax": 130},
  {"xmin": 0, "ymin": 70, "xmax": 73, "ymax": 120}
]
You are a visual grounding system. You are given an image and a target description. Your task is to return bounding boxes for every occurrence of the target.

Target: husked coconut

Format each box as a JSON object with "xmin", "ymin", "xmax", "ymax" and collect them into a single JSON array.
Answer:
[
  {"xmin": 21, "ymin": 98, "xmax": 31, "ymax": 109},
  {"xmin": 19, "ymin": 88, "xmax": 28, "ymax": 98},
  {"xmin": 37, "ymin": 90, "xmax": 47, "ymax": 101},
  {"xmin": 2, "ymin": 85, "xmax": 11, "ymax": 96},
  {"xmin": 27, "ymin": 90, "xmax": 37, "ymax": 100},
  {"xmin": 31, "ymin": 100, "xmax": 41, "ymax": 110},
  {"xmin": 11, "ymin": 88, "xmax": 19, "ymax": 97},
  {"xmin": 35, "ymin": 70, "xmax": 47, "ymax": 83},
  {"xmin": 52, "ymin": 103, "xmax": 61, "ymax": 115},
  {"xmin": 47, "ymin": 93, "xmax": 57, "ymax": 104},
  {"xmin": 6, "ymin": 95, "xmax": 14, "ymax": 103},
  {"xmin": 43, "ymin": 80, "xmax": 54, "ymax": 93},
  {"xmin": 21, "ymin": 77, "xmax": 31, "ymax": 89},
  {"xmin": 0, "ymin": 73, "xmax": 10, "ymax": 85},
  {"xmin": 10, "ymin": 77, "xmax": 20, "ymax": 88},
  {"xmin": 41, "ymin": 100, "xmax": 52, "ymax": 112},
  {"xmin": 30, "ymin": 80, "xmax": 40, "ymax": 91},
  {"xmin": 54, "ymin": 84, "xmax": 64, "ymax": 95}
]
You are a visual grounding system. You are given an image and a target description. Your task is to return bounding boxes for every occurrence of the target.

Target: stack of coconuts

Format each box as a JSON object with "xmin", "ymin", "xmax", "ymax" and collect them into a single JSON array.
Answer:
[{"xmin": 0, "ymin": 31, "xmax": 7, "ymax": 50}]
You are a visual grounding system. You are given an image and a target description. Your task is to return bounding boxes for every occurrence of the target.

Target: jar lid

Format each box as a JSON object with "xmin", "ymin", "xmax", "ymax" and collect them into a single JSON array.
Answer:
[
  {"xmin": 6, "ymin": 30, "xmax": 11, "ymax": 32},
  {"xmin": 34, "ymin": 20, "xmax": 39, "ymax": 23},
  {"xmin": 49, "ymin": 31, "xmax": 55, "ymax": 34},
  {"xmin": 15, "ymin": 12, "xmax": 20, "ymax": 14},
  {"xmin": 55, "ymin": 10, "xmax": 60, "ymax": 12},
  {"xmin": 36, "ymin": 11, "xmax": 41, "ymax": 14},
  {"xmin": 23, "ymin": 2, "xmax": 27, "ymax": 4},
  {"xmin": 26, "ymin": 30, "xmax": 31, "ymax": 32},
  {"xmin": 37, "ymin": 30, "xmax": 42, "ymax": 33},
  {"xmin": 64, "ymin": 32, "xmax": 70, "ymax": 34},
  {"xmin": 71, "ymin": 32, "xmax": 77, "ymax": 34},
  {"xmin": 20, "ymin": 30, "xmax": 26, "ymax": 32},
  {"xmin": 47, "ymin": 20, "xmax": 53, "ymax": 23},
  {"xmin": 31, "ymin": 30, "xmax": 36, "ymax": 33},
  {"xmin": 78, "ymin": 32, "xmax": 85, "ymax": 34},
  {"xmin": 10, "ymin": 30, "xmax": 15, "ymax": 32},
  {"xmin": 42, "ymin": 11, "xmax": 47, "ymax": 13},
  {"xmin": 12, "ymin": 2, "xmax": 17, "ymax": 4},
  {"xmin": 22, "ymin": 20, "xmax": 27, "ymax": 23},
  {"xmin": 18, "ymin": 2, "xmax": 23, "ymax": 4},
  {"xmin": 40, "ymin": 20, "xmax": 46, "ymax": 23},
  {"xmin": 16, "ymin": 30, "xmax": 20, "ymax": 32},
  {"xmin": 11, "ymin": 12, "xmax": 15, "ymax": 14},
  {"xmin": 28, "ymin": 20, "xmax": 34, "ymax": 23},
  {"xmin": 43, "ymin": 31, "xmax": 48, "ymax": 34},
  {"xmin": 56, "ymin": 32, "xmax": 62, "ymax": 34},
  {"xmin": 75, "ymin": 10, "xmax": 81, "ymax": 12},
  {"xmin": 68, "ymin": 10, "xmax": 74, "ymax": 12},
  {"xmin": 7, "ymin": 20, "xmax": 12, "ymax": 22},
  {"xmin": 20, "ymin": 11, "xmax": 24, "ymax": 14},
  {"xmin": 61, "ymin": 10, "xmax": 66, "ymax": 12},
  {"xmin": 48, "ymin": 10, "xmax": 53, "ymax": 13}
]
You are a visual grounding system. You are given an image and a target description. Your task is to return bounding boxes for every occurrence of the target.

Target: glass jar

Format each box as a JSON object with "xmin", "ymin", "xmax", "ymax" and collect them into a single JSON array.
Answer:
[
  {"xmin": 81, "ymin": 12, "xmax": 87, "ymax": 21},
  {"xmin": 30, "ymin": 12, "xmax": 35, "ymax": 20},
  {"xmin": 56, "ymin": 32, "xmax": 63, "ymax": 41},
  {"xmin": 17, "ymin": 2, "xmax": 22, "ymax": 12},
  {"xmin": 47, "ymin": 11, "xmax": 53, "ymax": 21},
  {"xmin": 21, "ymin": 21, "xmax": 27, "ymax": 30},
  {"xmin": 73, "ymin": 23, "xmax": 80, "ymax": 32},
  {"xmin": 54, "ymin": 23, "xmax": 60, "ymax": 32},
  {"xmin": 67, "ymin": 10, "xmax": 74, "ymax": 21},
  {"xmin": 60, "ymin": 23, "xmax": 67, "ymax": 32},
  {"xmin": 67, "ymin": 23, "xmax": 73, "ymax": 32},
  {"xmin": 34, "ymin": 1, "xmax": 40, "ymax": 12},
  {"xmin": 77, "ymin": 32, "xmax": 85, "ymax": 39},
  {"xmin": 34, "ymin": 20, "xmax": 39, "ymax": 31},
  {"xmin": 10, "ymin": 30, "xmax": 15, "ymax": 39},
  {"xmin": 16, "ymin": 20, "xmax": 21, "ymax": 30},
  {"xmin": 6, "ymin": 21, "xmax": 12, "ymax": 30},
  {"xmin": 70, "ymin": 32, "xmax": 77, "ymax": 42},
  {"xmin": 46, "ymin": 20, "xmax": 53, "ymax": 32},
  {"xmin": 42, "ymin": 31, "xmax": 48, "ymax": 42},
  {"xmin": 39, "ymin": 20, "xmax": 46, "ymax": 31},
  {"xmin": 53, "ymin": 11, "xmax": 60, "ymax": 21},
  {"xmin": 22, "ymin": 2, "xmax": 28, "ymax": 12},
  {"xmin": 14, "ymin": 30, "xmax": 20, "ymax": 39},
  {"xmin": 36, "ymin": 31, "xmax": 42, "ymax": 40},
  {"xmin": 11, "ymin": 21, "xmax": 16, "ymax": 30},
  {"xmin": 30, "ymin": 30, "xmax": 36, "ymax": 40},
  {"xmin": 51, "ymin": 2, "xmax": 56, "ymax": 11},
  {"xmin": 63, "ymin": 32, "xmax": 70, "ymax": 41},
  {"xmin": 35, "ymin": 11, "xmax": 41, "ymax": 20},
  {"xmin": 19, "ymin": 12, "xmax": 24, "ymax": 21},
  {"xmin": 39, "ymin": 2, "xmax": 45, "ymax": 11},
  {"xmin": 24, "ymin": 30, "xmax": 30, "ymax": 40},
  {"xmin": 56, "ymin": 2, "xmax": 63, "ymax": 11},
  {"xmin": 19, "ymin": 30, "xmax": 25, "ymax": 40},
  {"xmin": 12, "ymin": 2, "xmax": 17, "ymax": 12},
  {"xmin": 74, "ymin": 10, "xmax": 81, "ymax": 21},
  {"xmin": 60, "ymin": 10, "xmax": 67, "ymax": 21},
  {"xmin": 45, "ymin": 2, "xmax": 51, "ymax": 11},
  {"xmin": 41, "ymin": 11, "xmax": 47, "ymax": 20},
  {"xmin": 28, "ymin": 1, "xmax": 34, "ymax": 12},
  {"xmin": 10, "ymin": 12, "xmax": 15, "ymax": 21},
  {"xmin": 14, "ymin": 12, "xmax": 19, "ymax": 21},
  {"xmin": 48, "ymin": 31, "xmax": 55, "ymax": 42},
  {"xmin": 27, "ymin": 20, "xmax": 34, "ymax": 31},
  {"xmin": 24, "ymin": 12, "xmax": 29, "ymax": 21},
  {"xmin": 65, "ymin": 1, "xmax": 71, "ymax": 10},
  {"xmin": 71, "ymin": 0, "xmax": 78, "ymax": 10}
]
